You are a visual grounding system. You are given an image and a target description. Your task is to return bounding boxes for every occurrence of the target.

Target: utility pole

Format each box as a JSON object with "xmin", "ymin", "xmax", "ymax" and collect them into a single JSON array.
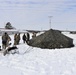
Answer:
[{"xmin": 48, "ymin": 16, "xmax": 53, "ymax": 29}]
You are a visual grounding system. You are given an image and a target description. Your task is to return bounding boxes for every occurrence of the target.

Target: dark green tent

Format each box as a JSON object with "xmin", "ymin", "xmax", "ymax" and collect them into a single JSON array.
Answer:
[{"xmin": 28, "ymin": 29, "xmax": 74, "ymax": 49}]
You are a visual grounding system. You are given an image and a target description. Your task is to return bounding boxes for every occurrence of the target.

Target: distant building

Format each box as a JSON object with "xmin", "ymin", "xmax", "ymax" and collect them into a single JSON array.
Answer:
[
  {"xmin": 0, "ymin": 28, "xmax": 19, "ymax": 36},
  {"xmin": 5, "ymin": 22, "xmax": 15, "ymax": 29}
]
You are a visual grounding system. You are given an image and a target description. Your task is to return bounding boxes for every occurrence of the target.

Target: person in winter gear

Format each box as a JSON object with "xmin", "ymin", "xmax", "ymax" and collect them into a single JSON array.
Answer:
[
  {"xmin": 22, "ymin": 33, "xmax": 26, "ymax": 43},
  {"xmin": 14, "ymin": 33, "xmax": 17, "ymax": 45},
  {"xmin": 26, "ymin": 32, "xmax": 30, "ymax": 44},
  {"xmin": 2, "ymin": 32, "xmax": 11, "ymax": 49},
  {"xmin": 7, "ymin": 34, "xmax": 11, "ymax": 47},
  {"xmin": 0, "ymin": 46, "xmax": 1, "ymax": 51},
  {"xmin": 16, "ymin": 33, "xmax": 20, "ymax": 45},
  {"xmin": 32, "ymin": 32, "xmax": 36, "ymax": 38}
]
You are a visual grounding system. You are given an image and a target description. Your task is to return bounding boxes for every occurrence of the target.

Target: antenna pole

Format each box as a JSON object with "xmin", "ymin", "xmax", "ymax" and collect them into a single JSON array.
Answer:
[{"xmin": 48, "ymin": 16, "xmax": 53, "ymax": 29}]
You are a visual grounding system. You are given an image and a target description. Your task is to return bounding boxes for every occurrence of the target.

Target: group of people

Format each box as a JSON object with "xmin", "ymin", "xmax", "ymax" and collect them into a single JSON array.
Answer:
[
  {"xmin": 22, "ymin": 33, "xmax": 30, "ymax": 44},
  {"xmin": 1, "ymin": 32, "xmax": 30, "ymax": 50}
]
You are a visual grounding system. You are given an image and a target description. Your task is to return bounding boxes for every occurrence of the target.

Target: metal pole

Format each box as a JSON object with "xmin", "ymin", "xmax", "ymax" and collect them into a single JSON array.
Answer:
[{"xmin": 48, "ymin": 16, "xmax": 53, "ymax": 29}]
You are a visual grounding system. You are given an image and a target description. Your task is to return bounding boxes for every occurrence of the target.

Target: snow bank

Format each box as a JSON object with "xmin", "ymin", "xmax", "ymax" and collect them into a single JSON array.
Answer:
[{"xmin": 0, "ymin": 32, "xmax": 76, "ymax": 75}]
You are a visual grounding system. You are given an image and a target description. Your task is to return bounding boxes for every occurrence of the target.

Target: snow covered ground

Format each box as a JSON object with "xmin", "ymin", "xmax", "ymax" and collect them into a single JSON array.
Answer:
[{"xmin": 0, "ymin": 32, "xmax": 76, "ymax": 75}]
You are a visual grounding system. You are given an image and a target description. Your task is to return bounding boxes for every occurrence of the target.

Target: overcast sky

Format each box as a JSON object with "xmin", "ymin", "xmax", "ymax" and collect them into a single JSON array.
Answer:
[{"xmin": 0, "ymin": 0, "xmax": 76, "ymax": 30}]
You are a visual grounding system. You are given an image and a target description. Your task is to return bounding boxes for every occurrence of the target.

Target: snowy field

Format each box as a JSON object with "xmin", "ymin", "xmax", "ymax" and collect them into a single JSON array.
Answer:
[{"xmin": 0, "ymin": 32, "xmax": 76, "ymax": 75}]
